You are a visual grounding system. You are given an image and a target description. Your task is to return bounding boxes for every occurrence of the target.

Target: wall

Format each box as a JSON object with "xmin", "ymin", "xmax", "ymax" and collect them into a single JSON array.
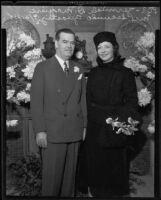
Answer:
[{"xmin": 2, "ymin": 5, "xmax": 160, "ymax": 66}]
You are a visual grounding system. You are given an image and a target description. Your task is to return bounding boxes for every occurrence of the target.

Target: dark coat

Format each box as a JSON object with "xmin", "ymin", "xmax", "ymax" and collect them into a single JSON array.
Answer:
[
  {"xmin": 80, "ymin": 57, "xmax": 141, "ymax": 197},
  {"xmin": 31, "ymin": 56, "xmax": 87, "ymax": 143},
  {"xmin": 86, "ymin": 57, "xmax": 140, "ymax": 148}
]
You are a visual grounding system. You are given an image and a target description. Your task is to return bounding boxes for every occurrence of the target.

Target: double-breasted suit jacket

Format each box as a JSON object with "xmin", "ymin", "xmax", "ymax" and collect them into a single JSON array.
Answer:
[{"xmin": 31, "ymin": 56, "xmax": 87, "ymax": 143}]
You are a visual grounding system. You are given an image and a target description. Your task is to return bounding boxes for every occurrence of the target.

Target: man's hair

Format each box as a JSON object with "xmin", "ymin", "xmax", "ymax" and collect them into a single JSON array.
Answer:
[{"xmin": 55, "ymin": 28, "xmax": 75, "ymax": 41}]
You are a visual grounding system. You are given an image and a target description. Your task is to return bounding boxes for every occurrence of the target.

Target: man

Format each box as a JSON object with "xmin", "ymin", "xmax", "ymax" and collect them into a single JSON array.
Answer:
[{"xmin": 31, "ymin": 28, "xmax": 87, "ymax": 197}]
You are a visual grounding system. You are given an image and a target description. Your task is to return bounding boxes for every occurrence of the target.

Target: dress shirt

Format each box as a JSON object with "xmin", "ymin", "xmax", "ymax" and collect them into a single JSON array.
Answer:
[{"xmin": 55, "ymin": 54, "xmax": 69, "ymax": 71}]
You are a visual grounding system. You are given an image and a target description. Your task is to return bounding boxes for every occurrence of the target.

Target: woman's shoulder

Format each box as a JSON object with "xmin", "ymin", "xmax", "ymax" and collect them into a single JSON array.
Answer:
[{"xmin": 121, "ymin": 65, "xmax": 135, "ymax": 76}]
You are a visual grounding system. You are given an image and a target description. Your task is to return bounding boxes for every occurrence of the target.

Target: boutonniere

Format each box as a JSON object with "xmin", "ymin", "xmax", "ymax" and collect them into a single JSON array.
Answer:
[{"xmin": 74, "ymin": 66, "xmax": 80, "ymax": 73}]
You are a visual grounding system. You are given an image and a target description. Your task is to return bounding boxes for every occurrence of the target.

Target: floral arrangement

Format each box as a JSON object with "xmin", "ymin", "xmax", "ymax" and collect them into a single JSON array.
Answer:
[
  {"xmin": 7, "ymin": 154, "xmax": 42, "ymax": 196},
  {"xmin": 106, "ymin": 117, "xmax": 140, "ymax": 136},
  {"xmin": 6, "ymin": 32, "xmax": 44, "ymax": 129},
  {"xmin": 6, "ymin": 32, "xmax": 44, "ymax": 105},
  {"xmin": 124, "ymin": 32, "xmax": 155, "ymax": 107}
]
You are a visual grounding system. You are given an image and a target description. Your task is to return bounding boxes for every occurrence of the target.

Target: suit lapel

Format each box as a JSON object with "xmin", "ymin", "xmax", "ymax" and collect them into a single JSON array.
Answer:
[
  {"xmin": 63, "ymin": 60, "xmax": 77, "ymax": 102},
  {"xmin": 51, "ymin": 57, "xmax": 77, "ymax": 101}
]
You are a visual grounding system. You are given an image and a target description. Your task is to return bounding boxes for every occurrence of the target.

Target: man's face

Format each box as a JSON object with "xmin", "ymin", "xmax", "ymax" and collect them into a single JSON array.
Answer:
[{"xmin": 55, "ymin": 32, "xmax": 75, "ymax": 60}]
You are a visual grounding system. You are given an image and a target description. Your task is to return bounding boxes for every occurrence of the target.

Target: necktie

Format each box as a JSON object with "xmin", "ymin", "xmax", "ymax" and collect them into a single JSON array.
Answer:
[{"xmin": 64, "ymin": 62, "xmax": 69, "ymax": 75}]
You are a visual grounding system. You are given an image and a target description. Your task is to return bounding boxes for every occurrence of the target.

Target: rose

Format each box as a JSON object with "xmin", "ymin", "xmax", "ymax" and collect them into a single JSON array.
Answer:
[{"xmin": 74, "ymin": 66, "xmax": 80, "ymax": 73}]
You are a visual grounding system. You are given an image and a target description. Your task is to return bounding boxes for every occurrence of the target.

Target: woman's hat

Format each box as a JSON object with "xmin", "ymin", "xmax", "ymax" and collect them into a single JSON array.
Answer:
[{"xmin": 93, "ymin": 31, "xmax": 117, "ymax": 48}]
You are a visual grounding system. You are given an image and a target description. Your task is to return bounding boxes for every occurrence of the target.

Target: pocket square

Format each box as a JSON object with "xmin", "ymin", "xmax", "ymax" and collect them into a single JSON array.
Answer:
[{"xmin": 78, "ymin": 73, "xmax": 83, "ymax": 80}]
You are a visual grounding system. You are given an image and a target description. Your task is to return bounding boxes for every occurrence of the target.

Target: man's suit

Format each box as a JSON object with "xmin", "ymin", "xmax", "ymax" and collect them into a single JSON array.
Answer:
[{"xmin": 31, "ymin": 56, "xmax": 87, "ymax": 196}]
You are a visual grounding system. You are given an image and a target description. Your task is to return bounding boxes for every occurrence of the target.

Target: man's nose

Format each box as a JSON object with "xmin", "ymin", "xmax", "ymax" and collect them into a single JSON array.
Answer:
[{"xmin": 67, "ymin": 42, "xmax": 73, "ymax": 48}]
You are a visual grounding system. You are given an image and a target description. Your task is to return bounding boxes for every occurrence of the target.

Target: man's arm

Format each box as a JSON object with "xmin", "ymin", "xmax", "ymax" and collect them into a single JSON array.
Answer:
[{"xmin": 31, "ymin": 62, "xmax": 47, "ymax": 147}]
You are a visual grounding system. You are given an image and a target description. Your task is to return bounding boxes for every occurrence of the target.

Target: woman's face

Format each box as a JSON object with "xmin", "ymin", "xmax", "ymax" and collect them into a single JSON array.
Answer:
[{"xmin": 97, "ymin": 41, "xmax": 114, "ymax": 63}]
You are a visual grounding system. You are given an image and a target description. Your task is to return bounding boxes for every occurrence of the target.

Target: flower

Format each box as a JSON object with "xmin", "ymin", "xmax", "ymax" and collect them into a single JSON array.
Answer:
[
  {"xmin": 18, "ymin": 33, "xmax": 35, "ymax": 47},
  {"xmin": 21, "ymin": 60, "xmax": 40, "ymax": 80},
  {"xmin": 6, "ymin": 32, "xmax": 44, "ymax": 105},
  {"xmin": 17, "ymin": 90, "xmax": 30, "ymax": 103},
  {"xmin": 138, "ymin": 88, "xmax": 152, "ymax": 106},
  {"xmin": 146, "ymin": 71, "xmax": 155, "ymax": 80},
  {"xmin": 7, "ymin": 89, "xmax": 15, "ymax": 100},
  {"xmin": 6, "ymin": 120, "xmax": 18, "ymax": 127},
  {"xmin": 106, "ymin": 117, "xmax": 113, "ymax": 124},
  {"xmin": 7, "ymin": 65, "xmax": 16, "ymax": 78},
  {"xmin": 74, "ymin": 66, "xmax": 80, "ymax": 73},
  {"xmin": 24, "ymin": 48, "xmax": 42, "ymax": 60},
  {"xmin": 26, "ymin": 83, "xmax": 31, "ymax": 91},
  {"xmin": 147, "ymin": 120, "xmax": 155, "ymax": 134},
  {"xmin": 124, "ymin": 32, "xmax": 155, "ymax": 107},
  {"xmin": 135, "ymin": 32, "xmax": 155, "ymax": 50},
  {"xmin": 7, "ymin": 32, "xmax": 35, "ymax": 56},
  {"xmin": 106, "ymin": 117, "xmax": 139, "ymax": 136}
]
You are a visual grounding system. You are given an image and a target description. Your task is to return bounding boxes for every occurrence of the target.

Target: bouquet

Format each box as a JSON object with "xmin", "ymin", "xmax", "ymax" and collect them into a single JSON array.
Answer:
[{"xmin": 106, "ymin": 117, "xmax": 140, "ymax": 136}]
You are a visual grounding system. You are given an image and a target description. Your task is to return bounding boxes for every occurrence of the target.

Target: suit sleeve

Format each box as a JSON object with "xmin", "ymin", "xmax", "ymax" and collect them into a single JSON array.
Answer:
[{"xmin": 30, "ymin": 63, "xmax": 46, "ymax": 134}]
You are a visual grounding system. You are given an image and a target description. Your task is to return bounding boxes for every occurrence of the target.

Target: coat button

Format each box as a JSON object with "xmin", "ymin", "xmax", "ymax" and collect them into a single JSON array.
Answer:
[{"xmin": 64, "ymin": 114, "xmax": 67, "ymax": 117}]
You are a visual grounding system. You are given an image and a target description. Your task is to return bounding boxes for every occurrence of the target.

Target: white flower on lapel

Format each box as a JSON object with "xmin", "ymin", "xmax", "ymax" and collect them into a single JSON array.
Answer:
[
  {"xmin": 78, "ymin": 73, "xmax": 83, "ymax": 80},
  {"xmin": 74, "ymin": 66, "xmax": 80, "ymax": 73}
]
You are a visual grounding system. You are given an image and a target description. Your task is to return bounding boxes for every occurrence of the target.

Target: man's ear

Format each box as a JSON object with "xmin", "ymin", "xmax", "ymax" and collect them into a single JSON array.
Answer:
[{"xmin": 55, "ymin": 40, "xmax": 58, "ymax": 49}]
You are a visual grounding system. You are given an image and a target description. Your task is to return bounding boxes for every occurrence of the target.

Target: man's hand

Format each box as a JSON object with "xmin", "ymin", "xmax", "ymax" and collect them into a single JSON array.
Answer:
[
  {"xmin": 36, "ymin": 132, "xmax": 47, "ymax": 148},
  {"xmin": 83, "ymin": 128, "xmax": 86, "ymax": 141}
]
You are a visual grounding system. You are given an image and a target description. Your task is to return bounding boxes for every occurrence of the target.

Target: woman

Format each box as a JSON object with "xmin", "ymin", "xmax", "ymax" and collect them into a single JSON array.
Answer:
[{"xmin": 83, "ymin": 31, "xmax": 140, "ymax": 197}]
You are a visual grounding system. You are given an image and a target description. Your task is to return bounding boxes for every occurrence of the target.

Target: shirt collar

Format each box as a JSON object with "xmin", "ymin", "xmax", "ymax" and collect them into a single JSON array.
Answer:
[{"xmin": 55, "ymin": 54, "xmax": 69, "ymax": 70}]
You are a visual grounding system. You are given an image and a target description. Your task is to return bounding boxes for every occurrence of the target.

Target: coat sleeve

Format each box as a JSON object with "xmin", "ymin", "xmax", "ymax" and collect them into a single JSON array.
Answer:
[
  {"xmin": 30, "ymin": 62, "xmax": 46, "ymax": 134},
  {"xmin": 80, "ymin": 74, "xmax": 87, "ymax": 127},
  {"xmin": 117, "ymin": 68, "xmax": 141, "ymax": 122}
]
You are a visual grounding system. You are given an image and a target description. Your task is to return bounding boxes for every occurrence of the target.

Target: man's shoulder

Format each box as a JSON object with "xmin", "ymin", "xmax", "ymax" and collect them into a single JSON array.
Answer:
[
  {"xmin": 70, "ymin": 60, "xmax": 84, "ymax": 72},
  {"xmin": 70, "ymin": 59, "xmax": 82, "ymax": 66},
  {"xmin": 36, "ymin": 56, "xmax": 57, "ymax": 69}
]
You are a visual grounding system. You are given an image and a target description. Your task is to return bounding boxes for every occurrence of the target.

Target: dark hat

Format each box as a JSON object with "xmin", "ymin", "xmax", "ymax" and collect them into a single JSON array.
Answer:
[{"xmin": 93, "ymin": 31, "xmax": 117, "ymax": 48}]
